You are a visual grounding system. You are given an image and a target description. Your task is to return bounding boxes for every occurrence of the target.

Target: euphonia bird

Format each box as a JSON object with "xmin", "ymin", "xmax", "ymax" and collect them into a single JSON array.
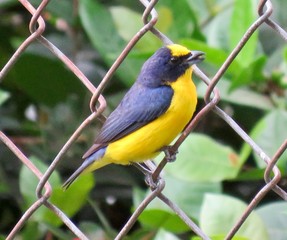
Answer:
[{"xmin": 63, "ymin": 44, "xmax": 204, "ymax": 189}]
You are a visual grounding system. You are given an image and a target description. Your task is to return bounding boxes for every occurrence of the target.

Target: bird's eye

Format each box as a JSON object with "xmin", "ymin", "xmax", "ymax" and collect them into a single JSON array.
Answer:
[{"xmin": 170, "ymin": 57, "xmax": 180, "ymax": 64}]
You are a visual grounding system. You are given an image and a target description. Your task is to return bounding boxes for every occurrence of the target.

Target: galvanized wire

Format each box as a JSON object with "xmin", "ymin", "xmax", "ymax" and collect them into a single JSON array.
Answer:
[{"xmin": 0, "ymin": 0, "xmax": 287, "ymax": 239}]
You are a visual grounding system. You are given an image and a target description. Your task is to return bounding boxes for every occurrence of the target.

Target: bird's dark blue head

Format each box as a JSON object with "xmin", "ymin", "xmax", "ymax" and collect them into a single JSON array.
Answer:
[{"xmin": 137, "ymin": 44, "xmax": 205, "ymax": 87}]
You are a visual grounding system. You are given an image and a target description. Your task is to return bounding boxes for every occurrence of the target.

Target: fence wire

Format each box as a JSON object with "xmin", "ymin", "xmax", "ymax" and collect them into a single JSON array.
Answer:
[{"xmin": 0, "ymin": 0, "xmax": 287, "ymax": 239}]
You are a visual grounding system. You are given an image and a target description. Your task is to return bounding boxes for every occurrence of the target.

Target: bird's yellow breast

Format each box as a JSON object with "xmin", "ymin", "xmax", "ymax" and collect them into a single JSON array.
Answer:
[{"xmin": 105, "ymin": 67, "xmax": 197, "ymax": 164}]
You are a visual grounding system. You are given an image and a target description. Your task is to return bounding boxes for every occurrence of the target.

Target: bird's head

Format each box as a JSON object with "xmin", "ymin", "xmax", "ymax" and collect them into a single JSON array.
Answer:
[{"xmin": 138, "ymin": 44, "xmax": 205, "ymax": 87}]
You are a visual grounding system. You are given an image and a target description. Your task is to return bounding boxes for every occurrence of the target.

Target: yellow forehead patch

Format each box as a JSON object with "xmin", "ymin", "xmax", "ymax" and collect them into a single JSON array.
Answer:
[{"xmin": 167, "ymin": 44, "xmax": 190, "ymax": 57}]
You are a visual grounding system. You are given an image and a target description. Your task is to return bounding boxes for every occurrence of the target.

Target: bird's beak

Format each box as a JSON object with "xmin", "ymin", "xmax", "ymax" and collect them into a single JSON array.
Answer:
[{"xmin": 186, "ymin": 51, "xmax": 205, "ymax": 65}]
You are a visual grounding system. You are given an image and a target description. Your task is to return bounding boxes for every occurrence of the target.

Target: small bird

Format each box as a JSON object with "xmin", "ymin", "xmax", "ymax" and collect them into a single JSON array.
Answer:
[{"xmin": 63, "ymin": 44, "xmax": 204, "ymax": 189}]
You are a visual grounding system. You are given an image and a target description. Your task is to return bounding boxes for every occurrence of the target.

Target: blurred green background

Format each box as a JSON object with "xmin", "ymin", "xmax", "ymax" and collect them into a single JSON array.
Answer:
[{"xmin": 1, "ymin": 0, "xmax": 287, "ymax": 239}]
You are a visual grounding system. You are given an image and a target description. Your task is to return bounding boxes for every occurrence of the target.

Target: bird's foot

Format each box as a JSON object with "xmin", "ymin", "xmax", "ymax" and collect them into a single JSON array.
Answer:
[
  {"xmin": 162, "ymin": 146, "xmax": 178, "ymax": 162},
  {"xmin": 145, "ymin": 173, "xmax": 160, "ymax": 190},
  {"xmin": 132, "ymin": 162, "xmax": 152, "ymax": 175},
  {"xmin": 132, "ymin": 162, "xmax": 162, "ymax": 190}
]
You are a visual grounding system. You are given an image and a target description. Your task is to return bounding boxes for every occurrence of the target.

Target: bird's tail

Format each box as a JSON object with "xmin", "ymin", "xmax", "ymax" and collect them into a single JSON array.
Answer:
[{"xmin": 62, "ymin": 147, "xmax": 107, "ymax": 190}]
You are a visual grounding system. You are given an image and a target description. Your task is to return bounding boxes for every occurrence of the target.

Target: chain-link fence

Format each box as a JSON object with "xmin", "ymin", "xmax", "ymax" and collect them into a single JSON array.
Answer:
[{"xmin": 1, "ymin": 0, "xmax": 287, "ymax": 239}]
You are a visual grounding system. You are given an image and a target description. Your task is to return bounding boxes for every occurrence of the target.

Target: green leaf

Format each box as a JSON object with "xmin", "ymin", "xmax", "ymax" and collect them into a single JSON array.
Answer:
[
  {"xmin": 21, "ymin": 221, "xmax": 41, "ymax": 240},
  {"xmin": 19, "ymin": 156, "xmax": 61, "ymax": 221},
  {"xmin": 134, "ymin": 182, "xmax": 191, "ymax": 233},
  {"xmin": 159, "ymin": 178, "xmax": 221, "ymax": 221},
  {"xmin": 6, "ymin": 54, "xmax": 85, "ymax": 106},
  {"xmin": 236, "ymin": 168, "xmax": 264, "ymax": 181},
  {"xmin": 20, "ymin": 156, "xmax": 61, "ymax": 208},
  {"xmin": 154, "ymin": 229, "xmax": 181, "ymax": 240},
  {"xmin": 79, "ymin": 221, "xmax": 106, "ymax": 240},
  {"xmin": 110, "ymin": 6, "xmax": 142, "ymax": 39},
  {"xmin": 197, "ymin": 79, "xmax": 273, "ymax": 110},
  {"xmin": 0, "ymin": 89, "xmax": 9, "ymax": 106},
  {"xmin": 200, "ymin": 194, "xmax": 269, "ymax": 240},
  {"xmin": 134, "ymin": 175, "xmax": 221, "ymax": 232},
  {"xmin": 257, "ymin": 202, "xmax": 287, "ymax": 240},
  {"xmin": 19, "ymin": 156, "xmax": 94, "ymax": 226},
  {"xmin": 193, "ymin": 235, "xmax": 249, "ymax": 240},
  {"xmin": 230, "ymin": 56, "xmax": 267, "ymax": 90},
  {"xmin": 137, "ymin": 209, "xmax": 189, "ymax": 233},
  {"xmin": 42, "ymin": 173, "xmax": 94, "ymax": 226},
  {"xmin": 258, "ymin": 1, "xmax": 287, "ymax": 55},
  {"xmin": 202, "ymin": 2, "xmax": 232, "ymax": 51},
  {"xmin": 79, "ymin": 0, "xmax": 125, "ymax": 59},
  {"xmin": 79, "ymin": 0, "xmax": 144, "ymax": 86},
  {"xmin": 237, "ymin": 165, "xmax": 287, "ymax": 181},
  {"xmin": 242, "ymin": 110, "xmax": 287, "ymax": 168},
  {"xmin": 158, "ymin": 133, "xmax": 240, "ymax": 182},
  {"xmin": 156, "ymin": 0, "xmax": 205, "ymax": 41},
  {"xmin": 230, "ymin": 0, "xmax": 258, "ymax": 65},
  {"xmin": 109, "ymin": 6, "xmax": 160, "ymax": 52}
]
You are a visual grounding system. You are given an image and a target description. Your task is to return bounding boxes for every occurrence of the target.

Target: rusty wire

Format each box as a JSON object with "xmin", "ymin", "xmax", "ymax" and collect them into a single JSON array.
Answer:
[{"xmin": 0, "ymin": 0, "xmax": 287, "ymax": 239}]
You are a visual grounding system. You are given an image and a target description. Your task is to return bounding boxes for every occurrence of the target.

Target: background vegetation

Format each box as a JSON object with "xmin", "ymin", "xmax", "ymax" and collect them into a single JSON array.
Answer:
[{"xmin": 1, "ymin": 0, "xmax": 287, "ymax": 239}]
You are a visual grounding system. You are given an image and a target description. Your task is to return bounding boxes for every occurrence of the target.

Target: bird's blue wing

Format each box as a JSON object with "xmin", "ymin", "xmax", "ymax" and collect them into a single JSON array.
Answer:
[{"xmin": 95, "ymin": 84, "xmax": 173, "ymax": 144}]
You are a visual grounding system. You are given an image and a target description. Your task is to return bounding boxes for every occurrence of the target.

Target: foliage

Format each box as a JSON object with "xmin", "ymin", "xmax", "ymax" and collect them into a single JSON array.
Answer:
[{"xmin": 0, "ymin": 0, "xmax": 287, "ymax": 239}]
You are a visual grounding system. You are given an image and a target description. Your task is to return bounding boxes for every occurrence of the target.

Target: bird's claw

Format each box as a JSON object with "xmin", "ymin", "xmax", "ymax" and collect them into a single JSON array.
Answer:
[
  {"xmin": 132, "ymin": 162, "xmax": 161, "ymax": 189},
  {"xmin": 163, "ymin": 146, "xmax": 178, "ymax": 162},
  {"xmin": 145, "ymin": 173, "xmax": 160, "ymax": 190}
]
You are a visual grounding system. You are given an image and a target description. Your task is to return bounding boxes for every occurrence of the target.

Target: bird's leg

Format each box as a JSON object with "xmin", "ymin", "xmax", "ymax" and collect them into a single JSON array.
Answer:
[
  {"xmin": 144, "ymin": 160, "xmax": 157, "ymax": 172},
  {"xmin": 132, "ymin": 162, "xmax": 160, "ymax": 189},
  {"xmin": 132, "ymin": 162, "xmax": 152, "ymax": 175},
  {"xmin": 162, "ymin": 146, "xmax": 178, "ymax": 162}
]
